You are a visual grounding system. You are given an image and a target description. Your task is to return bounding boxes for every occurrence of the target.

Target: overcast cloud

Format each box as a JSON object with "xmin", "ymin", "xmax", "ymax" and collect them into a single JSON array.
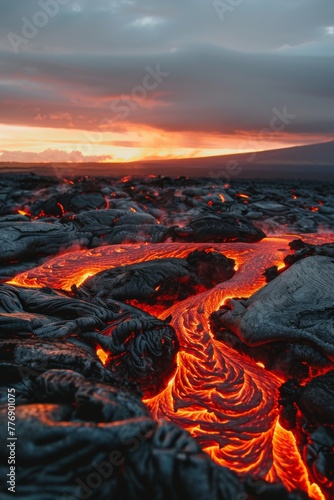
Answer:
[{"xmin": 0, "ymin": 0, "xmax": 333, "ymax": 159}]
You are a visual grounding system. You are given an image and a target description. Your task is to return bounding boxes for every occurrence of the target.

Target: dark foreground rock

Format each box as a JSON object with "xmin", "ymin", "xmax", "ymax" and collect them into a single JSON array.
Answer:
[
  {"xmin": 279, "ymin": 371, "xmax": 334, "ymax": 498},
  {"xmin": 0, "ymin": 284, "xmax": 178, "ymax": 397},
  {"xmin": 211, "ymin": 256, "xmax": 334, "ymax": 379},
  {"xmin": 0, "ymin": 362, "xmax": 309, "ymax": 500}
]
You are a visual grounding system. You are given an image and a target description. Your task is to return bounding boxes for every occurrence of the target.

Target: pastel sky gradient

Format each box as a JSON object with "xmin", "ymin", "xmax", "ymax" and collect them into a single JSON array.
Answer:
[{"xmin": 0, "ymin": 0, "xmax": 333, "ymax": 162}]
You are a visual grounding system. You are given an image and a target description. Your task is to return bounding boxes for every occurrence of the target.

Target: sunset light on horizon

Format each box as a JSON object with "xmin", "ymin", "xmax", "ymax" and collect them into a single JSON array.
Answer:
[{"xmin": 0, "ymin": 123, "xmax": 328, "ymax": 164}]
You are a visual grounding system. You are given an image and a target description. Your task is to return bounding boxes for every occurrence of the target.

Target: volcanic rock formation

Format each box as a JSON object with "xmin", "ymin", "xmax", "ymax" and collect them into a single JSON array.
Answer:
[
  {"xmin": 211, "ymin": 255, "xmax": 334, "ymax": 379},
  {"xmin": 1, "ymin": 174, "xmax": 334, "ymax": 499}
]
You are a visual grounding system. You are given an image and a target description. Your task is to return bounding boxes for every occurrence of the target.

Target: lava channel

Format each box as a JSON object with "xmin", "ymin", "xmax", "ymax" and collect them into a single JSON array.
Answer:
[{"xmin": 9, "ymin": 234, "xmax": 333, "ymax": 499}]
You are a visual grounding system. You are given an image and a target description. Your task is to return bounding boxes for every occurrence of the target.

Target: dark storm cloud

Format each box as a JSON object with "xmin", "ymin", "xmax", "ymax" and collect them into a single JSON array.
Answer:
[
  {"xmin": 1, "ymin": 0, "xmax": 334, "ymax": 53},
  {"xmin": 0, "ymin": 0, "xmax": 333, "ymax": 136}
]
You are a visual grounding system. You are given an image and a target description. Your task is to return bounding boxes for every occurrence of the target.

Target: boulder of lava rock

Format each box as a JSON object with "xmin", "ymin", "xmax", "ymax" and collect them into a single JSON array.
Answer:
[
  {"xmin": 279, "ymin": 370, "xmax": 334, "ymax": 430},
  {"xmin": 305, "ymin": 426, "xmax": 334, "ymax": 499},
  {"xmin": 68, "ymin": 208, "xmax": 175, "ymax": 244},
  {"xmin": 0, "ymin": 220, "xmax": 91, "ymax": 263},
  {"xmin": 64, "ymin": 208, "xmax": 131, "ymax": 234},
  {"xmin": 62, "ymin": 208, "xmax": 175, "ymax": 245},
  {"xmin": 210, "ymin": 256, "xmax": 334, "ymax": 379},
  {"xmin": 0, "ymin": 284, "xmax": 179, "ymax": 397},
  {"xmin": 95, "ymin": 222, "xmax": 175, "ymax": 245},
  {"xmin": 0, "ymin": 284, "xmax": 118, "ymax": 337},
  {"xmin": 0, "ymin": 338, "xmax": 118, "ymax": 395},
  {"xmin": 284, "ymin": 239, "xmax": 334, "ymax": 267},
  {"xmin": 250, "ymin": 201, "xmax": 290, "ymax": 216},
  {"xmin": 82, "ymin": 314, "xmax": 179, "ymax": 398},
  {"xmin": 67, "ymin": 208, "xmax": 148, "ymax": 230},
  {"xmin": 173, "ymin": 214, "xmax": 266, "ymax": 243},
  {"xmin": 30, "ymin": 190, "xmax": 108, "ymax": 216},
  {"xmin": 0, "ymin": 368, "xmax": 307, "ymax": 500},
  {"xmin": 75, "ymin": 250, "xmax": 235, "ymax": 313},
  {"xmin": 279, "ymin": 372, "xmax": 334, "ymax": 499},
  {"xmin": 265, "ymin": 239, "xmax": 334, "ymax": 282}
]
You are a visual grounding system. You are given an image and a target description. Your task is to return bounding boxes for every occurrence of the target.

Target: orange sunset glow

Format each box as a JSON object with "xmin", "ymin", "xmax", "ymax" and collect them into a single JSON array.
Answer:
[{"xmin": 0, "ymin": 123, "xmax": 328, "ymax": 164}]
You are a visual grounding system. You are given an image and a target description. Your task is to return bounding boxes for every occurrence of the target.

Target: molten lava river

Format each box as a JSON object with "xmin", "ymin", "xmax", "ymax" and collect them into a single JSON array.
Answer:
[{"xmin": 10, "ymin": 234, "xmax": 333, "ymax": 500}]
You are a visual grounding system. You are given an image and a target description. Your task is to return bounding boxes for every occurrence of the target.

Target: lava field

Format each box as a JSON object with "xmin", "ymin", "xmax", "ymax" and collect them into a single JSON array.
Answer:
[{"xmin": 1, "ymin": 173, "xmax": 334, "ymax": 500}]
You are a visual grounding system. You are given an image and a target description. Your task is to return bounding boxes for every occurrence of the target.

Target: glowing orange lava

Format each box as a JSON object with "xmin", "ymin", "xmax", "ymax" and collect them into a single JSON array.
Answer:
[
  {"xmin": 18, "ymin": 209, "xmax": 31, "ymax": 216},
  {"xmin": 96, "ymin": 348, "xmax": 108, "ymax": 365},
  {"xmin": 9, "ymin": 234, "xmax": 333, "ymax": 499}
]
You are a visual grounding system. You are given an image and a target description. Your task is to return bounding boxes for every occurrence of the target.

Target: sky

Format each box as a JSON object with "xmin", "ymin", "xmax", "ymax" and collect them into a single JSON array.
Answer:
[{"xmin": 0, "ymin": 0, "xmax": 333, "ymax": 163}]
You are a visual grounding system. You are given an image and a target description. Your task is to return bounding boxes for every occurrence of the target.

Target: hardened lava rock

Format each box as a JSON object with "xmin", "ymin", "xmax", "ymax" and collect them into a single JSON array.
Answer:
[
  {"xmin": 82, "ymin": 314, "xmax": 178, "ymax": 398},
  {"xmin": 265, "ymin": 239, "xmax": 334, "ymax": 282},
  {"xmin": 279, "ymin": 372, "xmax": 334, "ymax": 499},
  {"xmin": 30, "ymin": 189, "xmax": 108, "ymax": 216},
  {"xmin": 0, "ymin": 338, "xmax": 120, "ymax": 402},
  {"xmin": 75, "ymin": 250, "xmax": 235, "ymax": 313},
  {"xmin": 0, "ymin": 368, "xmax": 309, "ymax": 500},
  {"xmin": 211, "ymin": 256, "xmax": 334, "ymax": 379},
  {"xmin": 0, "ymin": 283, "xmax": 179, "ymax": 397},
  {"xmin": 305, "ymin": 426, "xmax": 334, "ymax": 499},
  {"xmin": 0, "ymin": 283, "xmax": 118, "ymax": 338},
  {"xmin": 3, "ymin": 174, "xmax": 334, "ymax": 235},
  {"xmin": 279, "ymin": 370, "xmax": 334, "ymax": 433},
  {"xmin": 96, "ymin": 221, "xmax": 174, "ymax": 244},
  {"xmin": 67, "ymin": 209, "xmax": 158, "ymax": 234},
  {"xmin": 0, "ymin": 208, "xmax": 173, "ymax": 267},
  {"xmin": 68, "ymin": 208, "xmax": 175, "ymax": 244},
  {"xmin": 173, "ymin": 214, "xmax": 266, "ymax": 243},
  {"xmin": 0, "ymin": 219, "xmax": 90, "ymax": 264},
  {"xmin": 285, "ymin": 240, "xmax": 334, "ymax": 267},
  {"xmin": 34, "ymin": 369, "xmax": 149, "ymax": 421}
]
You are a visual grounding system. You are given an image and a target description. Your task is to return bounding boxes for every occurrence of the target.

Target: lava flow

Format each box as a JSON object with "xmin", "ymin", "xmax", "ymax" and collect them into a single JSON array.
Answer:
[{"xmin": 9, "ymin": 234, "xmax": 333, "ymax": 499}]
